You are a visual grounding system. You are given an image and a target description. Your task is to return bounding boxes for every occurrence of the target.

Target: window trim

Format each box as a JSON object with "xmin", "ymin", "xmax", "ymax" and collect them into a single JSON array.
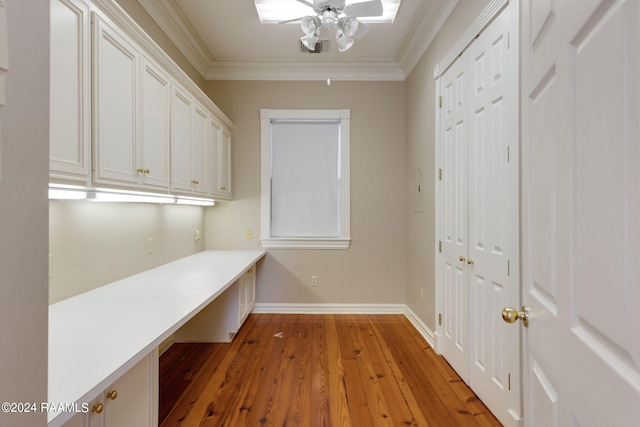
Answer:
[{"xmin": 260, "ymin": 109, "xmax": 351, "ymax": 250}]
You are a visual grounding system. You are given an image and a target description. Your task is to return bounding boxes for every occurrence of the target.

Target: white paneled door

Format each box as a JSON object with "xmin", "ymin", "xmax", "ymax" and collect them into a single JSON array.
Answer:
[
  {"xmin": 520, "ymin": 0, "xmax": 640, "ymax": 425},
  {"xmin": 466, "ymin": 6, "xmax": 518, "ymax": 424},
  {"xmin": 438, "ymin": 4, "xmax": 519, "ymax": 426},
  {"xmin": 439, "ymin": 50, "xmax": 470, "ymax": 382}
]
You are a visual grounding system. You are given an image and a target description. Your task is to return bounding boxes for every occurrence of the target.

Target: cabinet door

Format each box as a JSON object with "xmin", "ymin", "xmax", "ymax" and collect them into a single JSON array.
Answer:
[
  {"xmin": 209, "ymin": 117, "xmax": 222, "ymax": 196},
  {"xmin": 93, "ymin": 17, "xmax": 139, "ymax": 186},
  {"xmin": 245, "ymin": 267, "xmax": 256, "ymax": 317},
  {"xmin": 219, "ymin": 127, "xmax": 232, "ymax": 199},
  {"xmin": 170, "ymin": 85, "xmax": 193, "ymax": 192},
  {"xmin": 140, "ymin": 56, "xmax": 170, "ymax": 189},
  {"xmin": 50, "ymin": 0, "xmax": 91, "ymax": 183},
  {"xmin": 237, "ymin": 268, "xmax": 255, "ymax": 328},
  {"xmin": 191, "ymin": 102, "xmax": 210, "ymax": 195},
  {"xmin": 102, "ymin": 354, "xmax": 156, "ymax": 427}
]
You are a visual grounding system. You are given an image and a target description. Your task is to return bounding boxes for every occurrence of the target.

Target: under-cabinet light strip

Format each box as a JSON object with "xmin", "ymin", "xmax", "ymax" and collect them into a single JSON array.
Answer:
[{"xmin": 48, "ymin": 184, "xmax": 215, "ymax": 206}]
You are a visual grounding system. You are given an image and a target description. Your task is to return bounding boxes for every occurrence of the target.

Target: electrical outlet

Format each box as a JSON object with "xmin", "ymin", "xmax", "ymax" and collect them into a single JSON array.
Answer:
[
  {"xmin": 311, "ymin": 276, "xmax": 318, "ymax": 287},
  {"xmin": 245, "ymin": 229, "xmax": 253, "ymax": 239},
  {"xmin": 194, "ymin": 229, "xmax": 200, "ymax": 242}
]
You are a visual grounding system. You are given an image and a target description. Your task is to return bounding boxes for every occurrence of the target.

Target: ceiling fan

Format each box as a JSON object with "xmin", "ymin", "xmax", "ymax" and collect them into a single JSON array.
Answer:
[{"xmin": 291, "ymin": 0, "xmax": 384, "ymax": 52}]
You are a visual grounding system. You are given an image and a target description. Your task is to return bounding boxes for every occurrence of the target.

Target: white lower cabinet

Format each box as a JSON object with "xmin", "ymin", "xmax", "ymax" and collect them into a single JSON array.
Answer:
[
  {"xmin": 63, "ymin": 351, "xmax": 158, "ymax": 427},
  {"xmin": 237, "ymin": 267, "xmax": 255, "ymax": 328},
  {"xmin": 174, "ymin": 266, "xmax": 257, "ymax": 343}
]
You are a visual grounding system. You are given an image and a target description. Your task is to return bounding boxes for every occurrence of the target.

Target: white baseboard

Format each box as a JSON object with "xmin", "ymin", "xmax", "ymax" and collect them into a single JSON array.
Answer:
[
  {"xmin": 251, "ymin": 303, "xmax": 435, "ymax": 349},
  {"xmin": 402, "ymin": 305, "xmax": 436, "ymax": 349},
  {"xmin": 252, "ymin": 302, "xmax": 407, "ymax": 314}
]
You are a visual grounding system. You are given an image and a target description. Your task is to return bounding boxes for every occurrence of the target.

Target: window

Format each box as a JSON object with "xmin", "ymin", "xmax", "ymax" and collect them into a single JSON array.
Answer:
[{"xmin": 260, "ymin": 109, "xmax": 350, "ymax": 249}]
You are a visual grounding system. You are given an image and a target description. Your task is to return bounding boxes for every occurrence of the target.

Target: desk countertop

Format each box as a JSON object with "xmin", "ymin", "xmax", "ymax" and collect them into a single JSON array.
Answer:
[{"xmin": 48, "ymin": 250, "xmax": 266, "ymax": 426}]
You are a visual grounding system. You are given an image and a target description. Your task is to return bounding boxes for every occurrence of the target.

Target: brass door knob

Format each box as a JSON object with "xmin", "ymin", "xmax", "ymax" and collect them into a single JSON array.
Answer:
[
  {"xmin": 467, "ymin": 258, "xmax": 474, "ymax": 265},
  {"xmin": 459, "ymin": 256, "xmax": 466, "ymax": 262},
  {"xmin": 502, "ymin": 306, "xmax": 529, "ymax": 327},
  {"xmin": 106, "ymin": 390, "xmax": 117, "ymax": 400},
  {"xmin": 92, "ymin": 403, "xmax": 104, "ymax": 414}
]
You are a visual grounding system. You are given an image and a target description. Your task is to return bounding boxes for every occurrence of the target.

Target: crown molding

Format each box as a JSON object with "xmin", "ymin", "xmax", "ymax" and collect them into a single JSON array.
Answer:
[
  {"xmin": 136, "ymin": 0, "xmax": 215, "ymax": 79},
  {"xmin": 395, "ymin": 0, "xmax": 459, "ymax": 77},
  {"xmin": 205, "ymin": 58, "xmax": 406, "ymax": 81}
]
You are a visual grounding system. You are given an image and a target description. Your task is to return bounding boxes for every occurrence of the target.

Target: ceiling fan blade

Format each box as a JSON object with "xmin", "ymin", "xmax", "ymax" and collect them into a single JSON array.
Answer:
[
  {"xmin": 278, "ymin": 16, "xmax": 305, "ymax": 24},
  {"xmin": 353, "ymin": 21, "xmax": 369, "ymax": 39},
  {"xmin": 343, "ymin": 0, "xmax": 383, "ymax": 17},
  {"xmin": 296, "ymin": 0, "xmax": 321, "ymax": 14}
]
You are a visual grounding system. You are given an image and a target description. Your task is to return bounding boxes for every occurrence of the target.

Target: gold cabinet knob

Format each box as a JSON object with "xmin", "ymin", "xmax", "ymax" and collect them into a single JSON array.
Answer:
[
  {"xmin": 136, "ymin": 168, "xmax": 144, "ymax": 173},
  {"xmin": 106, "ymin": 390, "xmax": 117, "ymax": 400},
  {"xmin": 220, "ymin": 186, "xmax": 226, "ymax": 191},
  {"xmin": 467, "ymin": 258, "xmax": 474, "ymax": 265},
  {"xmin": 92, "ymin": 403, "xmax": 104, "ymax": 414},
  {"xmin": 144, "ymin": 169, "xmax": 150, "ymax": 174},
  {"xmin": 502, "ymin": 306, "xmax": 530, "ymax": 327},
  {"xmin": 459, "ymin": 256, "xmax": 466, "ymax": 262}
]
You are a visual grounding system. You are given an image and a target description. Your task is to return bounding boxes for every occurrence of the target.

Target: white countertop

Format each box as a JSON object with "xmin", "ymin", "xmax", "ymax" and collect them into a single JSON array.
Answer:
[{"xmin": 47, "ymin": 250, "xmax": 266, "ymax": 426}]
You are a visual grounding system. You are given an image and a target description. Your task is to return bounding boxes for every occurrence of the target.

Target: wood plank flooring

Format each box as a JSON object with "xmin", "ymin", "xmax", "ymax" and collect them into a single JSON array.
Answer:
[{"xmin": 159, "ymin": 314, "xmax": 502, "ymax": 427}]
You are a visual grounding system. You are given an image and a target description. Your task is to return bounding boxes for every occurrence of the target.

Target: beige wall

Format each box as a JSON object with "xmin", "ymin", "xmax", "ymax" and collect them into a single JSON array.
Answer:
[
  {"xmin": 204, "ymin": 80, "xmax": 406, "ymax": 305},
  {"xmin": 49, "ymin": 202, "xmax": 205, "ymax": 303},
  {"xmin": 0, "ymin": 1, "xmax": 49, "ymax": 425},
  {"xmin": 404, "ymin": 0, "xmax": 491, "ymax": 329}
]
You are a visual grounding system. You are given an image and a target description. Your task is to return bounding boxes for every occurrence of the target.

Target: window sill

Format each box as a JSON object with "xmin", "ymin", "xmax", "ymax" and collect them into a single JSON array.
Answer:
[{"xmin": 260, "ymin": 238, "xmax": 351, "ymax": 250}]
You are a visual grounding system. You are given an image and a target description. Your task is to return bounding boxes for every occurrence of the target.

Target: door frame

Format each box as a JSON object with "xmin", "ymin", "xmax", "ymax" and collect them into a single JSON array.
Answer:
[{"xmin": 434, "ymin": 0, "xmax": 522, "ymax": 424}]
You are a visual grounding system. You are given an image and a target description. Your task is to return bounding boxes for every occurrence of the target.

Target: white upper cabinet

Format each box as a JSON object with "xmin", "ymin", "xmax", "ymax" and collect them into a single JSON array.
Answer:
[
  {"xmin": 93, "ymin": 16, "xmax": 171, "ymax": 191},
  {"xmin": 209, "ymin": 116, "xmax": 222, "ymax": 196},
  {"xmin": 49, "ymin": 1, "xmax": 232, "ymax": 198},
  {"xmin": 92, "ymin": 15, "xmax": 139, "ymax": 187},
  {"xmin": 139, "ymin": 56, "xmax": 171, "ymax": 189},
  {"xmin": 171, "ymin": 83, "xmax": 210, "ymax": 196},
  {"xmin": 208, "ymin": 116, "xmax": 232, "ymax": 200},
  {"xmin": 50, "ymin": 0, "xmax": 91, "ymax": 184},
  {"xmin": 219, "ymin": 126, "xmax": 232, "ymax": 199}
]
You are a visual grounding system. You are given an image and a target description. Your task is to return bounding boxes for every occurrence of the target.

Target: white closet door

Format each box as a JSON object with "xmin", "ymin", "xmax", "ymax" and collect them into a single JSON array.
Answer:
[
  {"xmin": 467, "ymin": 5, "xmax": 518, "ymax": 425},
  {"xmin": 521, "ymin": 0, "xmax": 640, "ymax": 425},
  {"xmin": 437, "ymin": 5, "xmax": 519, "ymax": 425},
  {"xmin": 439, "ymin": 52, "xmax": 470, "ymax": 381}
]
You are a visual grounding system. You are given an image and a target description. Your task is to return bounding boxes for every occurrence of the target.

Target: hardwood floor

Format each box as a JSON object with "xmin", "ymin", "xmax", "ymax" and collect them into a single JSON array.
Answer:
[{"xmin": 160, "ymin": 314, "xmax": 502, "ymax": 426}]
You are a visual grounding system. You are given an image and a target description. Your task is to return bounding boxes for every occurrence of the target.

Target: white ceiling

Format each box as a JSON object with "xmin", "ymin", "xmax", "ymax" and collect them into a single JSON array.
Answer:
[{"xmin": 136, "ymin": 0, "xmax": 459, "ymax": 81}]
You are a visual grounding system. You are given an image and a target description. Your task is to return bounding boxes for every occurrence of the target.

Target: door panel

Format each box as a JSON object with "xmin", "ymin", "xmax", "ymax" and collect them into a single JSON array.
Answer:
[
  {"xmin": 438, "ymin": 6, "xmax": 519, "ymax": 425},
  {"xmin": 521, "ymin": 0, "xmax": 640, "ymax": 425},
  {"xmin": 439, "ymin": 53, "xmax": 469, "ymax": 381},
  {"xmin": 93, "ymin": 17, "xmax": 138, "ymax": 185},
  {"xmin": 467, "ymin": 6, "xmax": 517, "ymax": 425},
  {"xmin": 140, "ymin": 56, "xmax": 170, "ymax": 189}
]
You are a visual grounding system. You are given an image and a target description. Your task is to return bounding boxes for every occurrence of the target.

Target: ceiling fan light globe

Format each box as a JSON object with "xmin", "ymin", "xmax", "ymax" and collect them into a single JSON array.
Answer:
[
  {"xmin": 338, "ymin": 16, "xmax": 359, "ymax": 38},
  {"xmin": 301, "ymin": 15, "xmax": 321, "ymax": 35},
  {"xmin": 301, "ymin": 33, "xmax": 319, "ymax": 50},
  {"xmin": 336, "ymin": 32, "xmax": 354, "ymax": 52}
]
